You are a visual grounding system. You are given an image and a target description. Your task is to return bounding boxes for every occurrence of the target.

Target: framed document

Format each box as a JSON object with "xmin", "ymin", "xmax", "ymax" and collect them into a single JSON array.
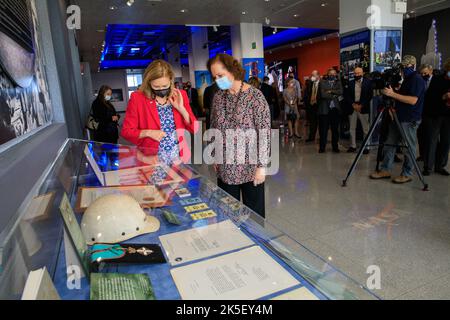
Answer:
[
  {"xmin": 75, "ymin": 185, "xmax": 169, "ymax": 212},
  {"xmin": 170, "ymin": 246, "xmax": 300, "ymax": 300},
  {"xmin": 159, "ymin": 220, "xmax": 254, "ymax": 266},
  {"xmin": 271, "ymin": 287, "xmax": 319, "ymax": 300}
]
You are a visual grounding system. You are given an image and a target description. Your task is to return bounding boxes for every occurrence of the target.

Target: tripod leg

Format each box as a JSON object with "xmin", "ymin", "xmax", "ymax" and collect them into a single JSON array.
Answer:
[
  {"xmin": 342, "ymin": 109, "xmax": 385, "ymax": 187},
  {"xmin": 392, "ymin": 113, "xmax": 429, "ymax": 191}
]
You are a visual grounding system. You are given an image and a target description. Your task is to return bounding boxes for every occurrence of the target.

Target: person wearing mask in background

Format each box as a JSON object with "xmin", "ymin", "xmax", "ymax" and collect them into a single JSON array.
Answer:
[
  {"xmin": 260, "ymin": 76, "xmax": 276, "ymax": 128},
  {"xmin": 185, "ymin": 81, "xmax": 201, "ymax": 118},
  {"xmin": 319, "ymin": 68, "xmax": 343, "ymax": 153},
  {"xmin": 203, "ymin": 82, "xmax": 219, "ymax": 130},
  {"xmin": 416, "ymin": 64, "xmax": 433, "ymax": 162},
  {"xmin": 288, "ymin": 71, "xmax": 302, "ymax": 105},
  {"xmin": 422, "ymin": 59, "xmax": 450, "ymax": 176},
  {"xmin": 91, "ymin": 85, "xmax": 120, "ymax": 144},
  {"xmin": 304, "ymin": 70, "xmax": 320, "ymax": 142},
  {"xmin": 371, "ymin": 55, "xmax": 426, "ymax": 184},
  {"xmin": 346, "ymin": 67, "xmax": 373, "ymax": 154},
  {"xmin": 121, "ymin": 60, "xmax": 198, "ymax": 163},
  {"xmin": 284, "ymin": 78, "xmax": 301, "ymax": 139},
  {"xmin": 208, "ymin": 54, "xmax": 271, "ymax": 218}
]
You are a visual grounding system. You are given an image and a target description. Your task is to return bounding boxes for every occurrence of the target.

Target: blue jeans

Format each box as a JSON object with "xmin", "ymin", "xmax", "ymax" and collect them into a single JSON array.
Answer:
[{"xmin": 380, "ymin": 121, "xmax": 421, "ymax": 177}]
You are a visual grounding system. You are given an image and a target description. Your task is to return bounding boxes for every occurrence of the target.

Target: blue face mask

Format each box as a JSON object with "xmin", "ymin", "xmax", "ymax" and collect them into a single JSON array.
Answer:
[
  {"xmin": 403, "ymin": 67, "xmax": 415, "ymax": 77},
  {"xmin": 216, "ymin": 76, "xmax": 233, "ymax": 90},
  {"xmin": 447, "ymin": 71, "xmax": 450, "ymax": 78}
]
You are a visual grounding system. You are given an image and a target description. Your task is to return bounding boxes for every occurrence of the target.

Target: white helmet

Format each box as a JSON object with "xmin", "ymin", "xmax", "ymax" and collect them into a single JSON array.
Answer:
[{"xmin": 81, "ymin": 194, "xmax": 160, "ymax": 245}]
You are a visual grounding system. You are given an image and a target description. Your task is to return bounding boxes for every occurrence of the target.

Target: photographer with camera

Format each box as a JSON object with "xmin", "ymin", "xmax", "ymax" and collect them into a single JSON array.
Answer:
[
  {"xmin": 370, "ymin": 55, "xmax": 426, "ymax": 184},
  {"xmin": 318, "ymin": 68, "xmax": 344, "ymax": 153}
]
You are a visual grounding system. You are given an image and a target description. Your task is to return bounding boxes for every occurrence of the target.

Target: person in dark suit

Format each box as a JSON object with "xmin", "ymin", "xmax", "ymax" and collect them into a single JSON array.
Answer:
[
  {"xmin": 318, "ymin": 68, "xmax": 344, "ymax": 153},
  {"xmin": 421, "ymin": 60, "xmax": 450, "ymax": 176},
  {"xmin": 345, "ymin": 67, "xmax": 373, "ymax": 153},
  {"xmin": 185, "ymin": 81, "xmax": 202, "ymax": 118},
  {"xmin": 304, "ymin": 70, "xmax": 321, "ymax": 142},
  {"xmin": 260, "ymin": 76, "xmax": 276, "ymax": 127},
  {"xmin": 203, "ymin": 82, "xmax": 219, "ymax": 130},
  {"xmin": 417, "ymin": 64, "xmax": 433, "ymax": 162},
  {"xmin": 92, "ymin": 85, "xmax": 120, "ymax": 144}
]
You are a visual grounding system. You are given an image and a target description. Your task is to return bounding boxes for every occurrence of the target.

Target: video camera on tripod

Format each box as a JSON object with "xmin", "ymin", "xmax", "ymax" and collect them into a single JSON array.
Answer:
[
  {"xmin": 342, "ymin": 63, "xmax": 429, "ymax": 191},
  {"xmin": 369, "ymin": 64, "xmax": 403, "ymax": 108}
]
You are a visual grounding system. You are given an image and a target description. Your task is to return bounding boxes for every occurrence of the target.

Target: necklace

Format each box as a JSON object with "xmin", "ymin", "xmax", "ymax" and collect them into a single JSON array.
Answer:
[{"xmin": 155, "ymin": 96, "xmax": 170, "ymax": 106}]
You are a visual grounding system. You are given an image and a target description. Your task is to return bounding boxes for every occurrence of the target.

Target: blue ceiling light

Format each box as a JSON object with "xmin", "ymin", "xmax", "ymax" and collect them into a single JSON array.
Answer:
[
  {"xmin": 263, "ymin": 27, "xmax": 337, "ymax": 50},
  {"xmin": 100, "ymin": 24, "xmax": 192, "ymax": 70}
]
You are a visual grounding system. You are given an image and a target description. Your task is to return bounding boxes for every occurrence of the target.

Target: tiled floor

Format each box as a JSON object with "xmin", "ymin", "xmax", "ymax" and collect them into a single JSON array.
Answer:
[{"xmin": 194, "ymin": 138, "xmax": 450, "ymax": 300}]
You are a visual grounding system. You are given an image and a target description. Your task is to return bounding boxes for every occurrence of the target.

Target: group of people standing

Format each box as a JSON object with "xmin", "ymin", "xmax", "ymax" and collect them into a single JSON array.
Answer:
[
  {"xmin": 301, "ymin": 55, "xmax": 450, "ymax": 183},
  {"xmin": 87, "ymin": 52, "xmax": 449, "ymax": 219}
]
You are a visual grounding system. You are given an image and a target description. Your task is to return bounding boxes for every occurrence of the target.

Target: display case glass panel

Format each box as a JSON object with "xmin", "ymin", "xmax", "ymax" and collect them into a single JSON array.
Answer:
[{"xmin": 0, "ymin": 139, "xmax": 379, "ymax": 300}]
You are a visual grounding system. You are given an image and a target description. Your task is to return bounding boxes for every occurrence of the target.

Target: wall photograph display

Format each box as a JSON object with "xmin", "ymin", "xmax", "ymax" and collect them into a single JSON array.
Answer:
[
  {"xmin": 373, "ymin": 30, "xmax": 402, "ymax": 73},
  {"xmin": 340, "ymin": 30, "xmax": 371, "ymax": 81},
  {"xmin": 0, "ymin": 0, "xmax": 52, "ymax": 146}
]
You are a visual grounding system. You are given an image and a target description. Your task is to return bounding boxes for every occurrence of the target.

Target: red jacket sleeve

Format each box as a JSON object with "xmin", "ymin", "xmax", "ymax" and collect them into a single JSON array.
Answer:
[
  {"xmin": 121, "ymin": 92, "xmax": 143, "ymax": 146},
  {"xmin": 180, "ymin": 90, "xmax": 199, "ymax": 134}
]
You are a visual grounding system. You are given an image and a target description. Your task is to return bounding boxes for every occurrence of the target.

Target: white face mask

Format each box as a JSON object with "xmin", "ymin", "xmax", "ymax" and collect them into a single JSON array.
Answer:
[{"xmin": 105, "ymin": 95, "xmax": 112, "ymax": 101}]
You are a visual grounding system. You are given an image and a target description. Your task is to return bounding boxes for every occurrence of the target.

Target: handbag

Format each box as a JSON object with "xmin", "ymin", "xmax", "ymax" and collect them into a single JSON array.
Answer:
[
  {"xmin": 86, "ymin": 109, "xmax": 99, "ymax": 131},
  {"xmin": 287, "ymin": 107, "xmax": 297, "ymax": 121}
]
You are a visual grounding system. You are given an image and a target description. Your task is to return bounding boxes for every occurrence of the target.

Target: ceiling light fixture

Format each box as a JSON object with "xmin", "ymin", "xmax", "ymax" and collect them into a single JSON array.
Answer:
[
  {"xmin": 270, "ymin": 26, "xmax": 298, "ymax": 29},
  {"xmin": 127, "ymin": 0, "xmax": 134, "ymax": 7}
]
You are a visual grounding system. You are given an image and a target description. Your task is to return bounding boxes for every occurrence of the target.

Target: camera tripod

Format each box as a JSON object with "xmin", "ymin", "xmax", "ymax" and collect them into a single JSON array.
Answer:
[{"xmin": 342, "ymin": 104, "xmax": 429, "ymax": 191}]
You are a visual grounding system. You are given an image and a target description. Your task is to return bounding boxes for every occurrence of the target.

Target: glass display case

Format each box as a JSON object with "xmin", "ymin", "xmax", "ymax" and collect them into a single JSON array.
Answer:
[{"xmin": 0, "ymin": 139, "xmax": 379, "ymax": 300}]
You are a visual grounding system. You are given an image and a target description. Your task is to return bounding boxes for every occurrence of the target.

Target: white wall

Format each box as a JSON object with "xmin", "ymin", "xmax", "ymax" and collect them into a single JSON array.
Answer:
[
  {"xmin": 91, "ymin": 69, "xmax": 129, "ymax": 112},
  {"xmin": 181, "ymin": 65, "xmax": 191, "ymax": 83},
  {"xmin": 340, "ymin": 0, "xmax": 404, "ymax": 34}
]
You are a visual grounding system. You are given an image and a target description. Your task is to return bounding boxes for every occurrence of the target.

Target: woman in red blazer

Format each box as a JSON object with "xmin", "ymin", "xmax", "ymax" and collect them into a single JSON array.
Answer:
[{"xmin": 121, "ymin": 60, "xmax": 198, "ymax": 163}]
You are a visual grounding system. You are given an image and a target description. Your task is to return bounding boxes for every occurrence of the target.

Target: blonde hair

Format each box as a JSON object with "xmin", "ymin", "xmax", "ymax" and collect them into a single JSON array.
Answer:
[{"xmin": 140, "ymin": 60, "xmax": 175, "ymax": 98}]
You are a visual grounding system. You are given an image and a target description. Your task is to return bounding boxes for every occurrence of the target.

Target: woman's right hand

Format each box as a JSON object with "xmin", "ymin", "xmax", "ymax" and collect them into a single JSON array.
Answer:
[{"xmin": 141, "ymin": 130, "xmax": 166, "ymax": 142}]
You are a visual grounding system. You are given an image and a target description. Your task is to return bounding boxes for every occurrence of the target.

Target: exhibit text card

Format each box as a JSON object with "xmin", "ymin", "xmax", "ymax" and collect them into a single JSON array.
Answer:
[{"xmin": 159, "ymin": 220, "xmax": 254, "ymax": 266}]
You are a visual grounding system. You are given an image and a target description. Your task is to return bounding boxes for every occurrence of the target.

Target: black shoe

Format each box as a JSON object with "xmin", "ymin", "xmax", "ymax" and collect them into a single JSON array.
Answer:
[
  {"xmin": 319, "ymin": 149, "xmax": 326, "ymax": 154},
  {"xmin": 423, "ymin": 169, "xmax": 430, "ymax": 176},
  {"xmin": 417, "ymin": 156, "xmax": 423, "ymax": 162},
  {"xmin": 288, "ymin": 134, "xmax": 294, "ymax": 139},
  {"xmin": 295, "ymin": 135, "xmax": 302, "ymax": 140},
  {"xmin": 363, "ymin": 149, "xmax": 370, "ymax": 155},
  {"xmin": 394, "ymin": 154, "xmax": 403, "ymax": 163},
  {"xmin": 306, "ymin": 138, "xmax": 314, "ymax": 143},
  {"xmin": 435, "ymin": 168, "xmax": 450, "ymax": 176},
  {"xmin": 347, "ymin": 147, "xmax": 357, "ymax": 153},
  {"xmin": 333, "ymin": 149, "xmax": 341, "ymax": 154}
]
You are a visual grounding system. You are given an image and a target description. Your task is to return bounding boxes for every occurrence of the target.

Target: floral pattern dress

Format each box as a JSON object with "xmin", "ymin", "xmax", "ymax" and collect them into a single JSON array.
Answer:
[
  {"xmin": 148, "ymin": 103, "xmax": 180, "ymax": 184},
  {"xmin": 211, "ymin": 86, "xmax": 271, "ymax": 185}
]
